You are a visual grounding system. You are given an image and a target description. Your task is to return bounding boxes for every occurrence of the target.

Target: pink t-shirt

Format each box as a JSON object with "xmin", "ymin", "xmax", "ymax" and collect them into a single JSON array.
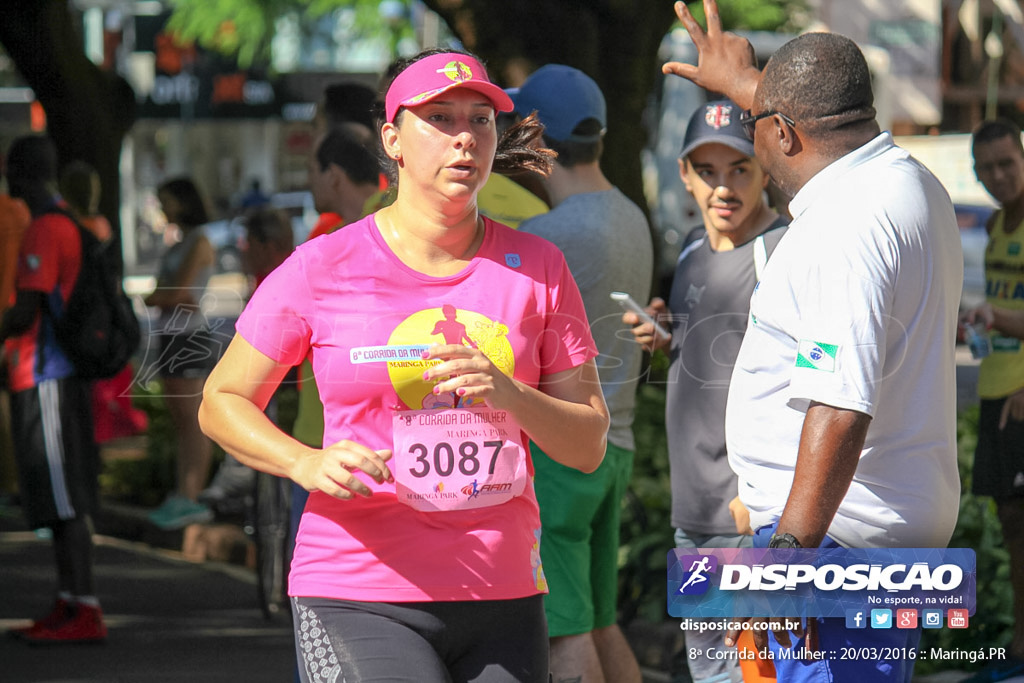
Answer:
[{"xmin": 235, "ymin": 214, "xmax": 596, "ymax": 602}]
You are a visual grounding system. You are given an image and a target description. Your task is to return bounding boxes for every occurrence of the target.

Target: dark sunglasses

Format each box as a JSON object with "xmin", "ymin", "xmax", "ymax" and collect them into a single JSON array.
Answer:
[{"xmin": 738, "ymin": 109, "xmax": 796, "ymax": 139}]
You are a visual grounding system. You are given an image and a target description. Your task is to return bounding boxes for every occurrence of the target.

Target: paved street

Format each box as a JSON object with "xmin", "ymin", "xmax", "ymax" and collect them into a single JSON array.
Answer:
[{"xmin": 0, "ymin": 506, "xmax": 295, "ymax": 683}]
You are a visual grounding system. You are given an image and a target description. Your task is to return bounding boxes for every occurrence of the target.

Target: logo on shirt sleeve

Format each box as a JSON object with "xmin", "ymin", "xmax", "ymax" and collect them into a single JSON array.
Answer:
[
  {"xmin": 796, "ymin": 340, "xmax": 838, "ymax": 372},
  {"xmin": 26, "ymin": 254, "xmax": 40, "ymax": 271}
]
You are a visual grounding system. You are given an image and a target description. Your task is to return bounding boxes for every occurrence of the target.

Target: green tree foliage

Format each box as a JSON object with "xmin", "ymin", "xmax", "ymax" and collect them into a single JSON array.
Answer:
[
  {"xmin": 166, "ymin": 0, "xmax": 806, "ymax": 220},
  {"xmin": 685, "ymin": 0, "xmax": 810, "ymax": 34},
  {"xmin": 167, "ymin": 0, "xmax": 417, "ymax": 68},
  {"xmin": 166, "ymin": 0, "xmax": 285, "ymax": 69},
  {"xmin": 915, "ymin": 405, "xmax": 1015, "ymax": 673}
]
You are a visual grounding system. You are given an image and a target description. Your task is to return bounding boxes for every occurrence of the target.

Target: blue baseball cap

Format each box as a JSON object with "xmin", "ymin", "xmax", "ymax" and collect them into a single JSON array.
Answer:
[
  {"xmin": 679, "ymin": 100, "xmax": 754, "ymax": 159},
  {"xmin": 510, "ymin": 64, "xmax": 607, "ymax": 142}
]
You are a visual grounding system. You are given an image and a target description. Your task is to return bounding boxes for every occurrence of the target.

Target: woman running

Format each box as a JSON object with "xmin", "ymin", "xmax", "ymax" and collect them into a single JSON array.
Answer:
[{"xmin": 199, "ymin": 48, "xmax": 609, "ymax": 683}]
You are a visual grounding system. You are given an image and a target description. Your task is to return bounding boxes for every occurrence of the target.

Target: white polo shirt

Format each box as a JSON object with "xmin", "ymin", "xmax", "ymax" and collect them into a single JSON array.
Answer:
[{"xmin": 725, "ymin": 133, "xmax": 962, "ymax": 549}]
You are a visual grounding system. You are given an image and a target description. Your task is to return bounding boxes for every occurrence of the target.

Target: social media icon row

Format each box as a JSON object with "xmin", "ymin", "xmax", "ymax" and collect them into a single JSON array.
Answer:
[{"xmin": 845, "ymin": 609, "xmax": 969, "ymax": 629}]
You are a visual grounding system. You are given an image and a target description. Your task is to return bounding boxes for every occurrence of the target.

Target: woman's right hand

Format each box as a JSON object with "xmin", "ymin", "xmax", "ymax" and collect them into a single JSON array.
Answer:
[
  {"xmin": 290, "ymin": 441, "xmax": 394, "ymax": 500},
  {"xmin": 623, "ymin": 297, "xmax": 671, "ymax": 352}
]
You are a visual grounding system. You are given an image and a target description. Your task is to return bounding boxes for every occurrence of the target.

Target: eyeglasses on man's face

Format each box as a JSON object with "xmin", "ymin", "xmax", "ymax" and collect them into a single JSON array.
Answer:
[{"xmin": 739, "ymin": 109, "xmax": 796, "ymax": 139}]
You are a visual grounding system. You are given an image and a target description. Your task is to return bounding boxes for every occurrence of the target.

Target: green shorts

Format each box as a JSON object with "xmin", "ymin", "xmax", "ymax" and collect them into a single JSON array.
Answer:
[{"xmin": 531, "ymin": 441, "xmax": 634, "ymax": 637}]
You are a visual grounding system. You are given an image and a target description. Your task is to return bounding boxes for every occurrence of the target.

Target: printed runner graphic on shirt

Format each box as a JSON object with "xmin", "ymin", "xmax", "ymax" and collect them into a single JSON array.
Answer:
[
  {"xmin": 350, "ymin": 304, "xmax": 526, "ymax": 512},
  {"xmin": 796, "ymin": 340, "xmax": 838, "ymax": 373},
  {"xmin": 351, "ymin": 303, "xmax": 515, "ymax": 410}
]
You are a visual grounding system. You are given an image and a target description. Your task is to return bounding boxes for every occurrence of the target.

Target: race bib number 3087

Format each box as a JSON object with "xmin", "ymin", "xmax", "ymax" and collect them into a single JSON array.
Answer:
[{"xmin": 392, "ymin": 408, "xmax": 528, "ymax": 512}]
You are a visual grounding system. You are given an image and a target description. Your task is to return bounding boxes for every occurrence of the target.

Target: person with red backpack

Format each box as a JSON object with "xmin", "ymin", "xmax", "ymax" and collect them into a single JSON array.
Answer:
[
  {"xmin": 0, "ymin": 135, "xmax": 107, "ymax": 643},
  {"xmin": 59, "ymin": 159, "xmax": 147, "ymax": 445}
]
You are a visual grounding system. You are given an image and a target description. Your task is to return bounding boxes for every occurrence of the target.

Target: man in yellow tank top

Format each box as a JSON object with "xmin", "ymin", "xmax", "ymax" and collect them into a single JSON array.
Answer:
[{"xmin": 969, "ymin": 118, "xmax": 1024, "ymax": 678}]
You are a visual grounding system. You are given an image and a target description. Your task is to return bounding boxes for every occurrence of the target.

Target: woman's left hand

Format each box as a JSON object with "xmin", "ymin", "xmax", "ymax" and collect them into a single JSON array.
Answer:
[{"xmin": 422, "ymin": 344, "xmax": 515, "ymax": 408}]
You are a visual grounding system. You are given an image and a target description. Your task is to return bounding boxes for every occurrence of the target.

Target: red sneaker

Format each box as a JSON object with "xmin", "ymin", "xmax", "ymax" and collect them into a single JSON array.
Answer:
[
  {"xmin": 15, "ymin": 603, "xmax": 107, "ymax": 644},
  {"xmin": 7, "ymin": 598, "xmax": 72, "ymax": 638}
]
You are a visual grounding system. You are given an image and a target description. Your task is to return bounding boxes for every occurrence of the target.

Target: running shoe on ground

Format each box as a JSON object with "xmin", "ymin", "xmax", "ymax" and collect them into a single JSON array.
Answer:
[
  {"xmin": 6, "ymin": 598, "xmax": 71, "ymax": 639},
  {"xmin": 148, "ymin": 495, "xmax": 213, "ymax": 530},
  {"xmin": 11, "ymin": 603, "xmax": 107, "ymax": 645}
]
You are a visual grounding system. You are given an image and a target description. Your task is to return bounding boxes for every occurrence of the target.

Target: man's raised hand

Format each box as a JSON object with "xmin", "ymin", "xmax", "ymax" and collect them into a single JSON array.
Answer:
[{"xmin": 662, "ymin": 0, "xmax": 761, "ymax": 109}]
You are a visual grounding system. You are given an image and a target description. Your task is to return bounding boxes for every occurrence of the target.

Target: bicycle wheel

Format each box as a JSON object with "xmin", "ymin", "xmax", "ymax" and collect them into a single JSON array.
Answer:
[{"xmin": 254, "ymin": 472, "xmax": 292, "ymax": 620}]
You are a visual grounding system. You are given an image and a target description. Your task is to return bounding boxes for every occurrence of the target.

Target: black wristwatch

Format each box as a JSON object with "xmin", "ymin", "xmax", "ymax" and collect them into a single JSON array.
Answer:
[{"xmin": 767, "ymin": 532, "xmax": 803, "ymax": 549}]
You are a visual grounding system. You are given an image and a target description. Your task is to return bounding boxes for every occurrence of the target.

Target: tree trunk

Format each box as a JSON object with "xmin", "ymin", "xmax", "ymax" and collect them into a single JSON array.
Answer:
[{"xmin": 0, "ymin": 0, "xmax": 136, "ymax": 261}]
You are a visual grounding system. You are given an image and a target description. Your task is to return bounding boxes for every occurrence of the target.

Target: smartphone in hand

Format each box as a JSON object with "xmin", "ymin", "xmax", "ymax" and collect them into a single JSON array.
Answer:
[{"xmin": 611, "ymin": 291, "xmax": 670, "ymax": 341}]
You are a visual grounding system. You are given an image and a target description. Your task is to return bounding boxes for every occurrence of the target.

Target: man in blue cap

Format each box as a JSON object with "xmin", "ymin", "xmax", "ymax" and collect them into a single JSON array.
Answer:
[{"xmin": 515, "ymin": 64, "xmax": 652, "ymax": 683}]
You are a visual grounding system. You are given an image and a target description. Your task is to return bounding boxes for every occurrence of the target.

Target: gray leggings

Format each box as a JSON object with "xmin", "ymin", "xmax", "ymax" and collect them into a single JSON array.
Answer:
[{"xmin": 292, "ymin": 595, "xmax": 549, "ymax": 683}]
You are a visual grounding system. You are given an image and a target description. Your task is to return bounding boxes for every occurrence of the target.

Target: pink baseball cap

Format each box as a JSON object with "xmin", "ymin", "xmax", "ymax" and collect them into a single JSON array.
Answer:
[{"xmin": 384, "ymin": 52, "xmax": 514, "ymax": 123}]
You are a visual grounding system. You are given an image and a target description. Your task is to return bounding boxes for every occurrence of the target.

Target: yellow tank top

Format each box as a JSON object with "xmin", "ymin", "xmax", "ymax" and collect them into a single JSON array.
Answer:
[
  {"xmin": 979, "ymin": 210, "xmax": 1024, "ymax": 398},
  {"xmin": 477, "ymin": 174, "xmax": 548, "ymax": 229}
]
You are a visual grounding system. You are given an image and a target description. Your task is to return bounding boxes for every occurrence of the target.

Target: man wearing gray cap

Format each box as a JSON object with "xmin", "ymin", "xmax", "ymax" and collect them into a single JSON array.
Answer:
[
  {"xmin": 627, "ymin": 99, "xmax": 786, "ymax": 682},
  {"xmin": 515, "ymin": 64, "xmax": 651, "ymax": 683}
]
